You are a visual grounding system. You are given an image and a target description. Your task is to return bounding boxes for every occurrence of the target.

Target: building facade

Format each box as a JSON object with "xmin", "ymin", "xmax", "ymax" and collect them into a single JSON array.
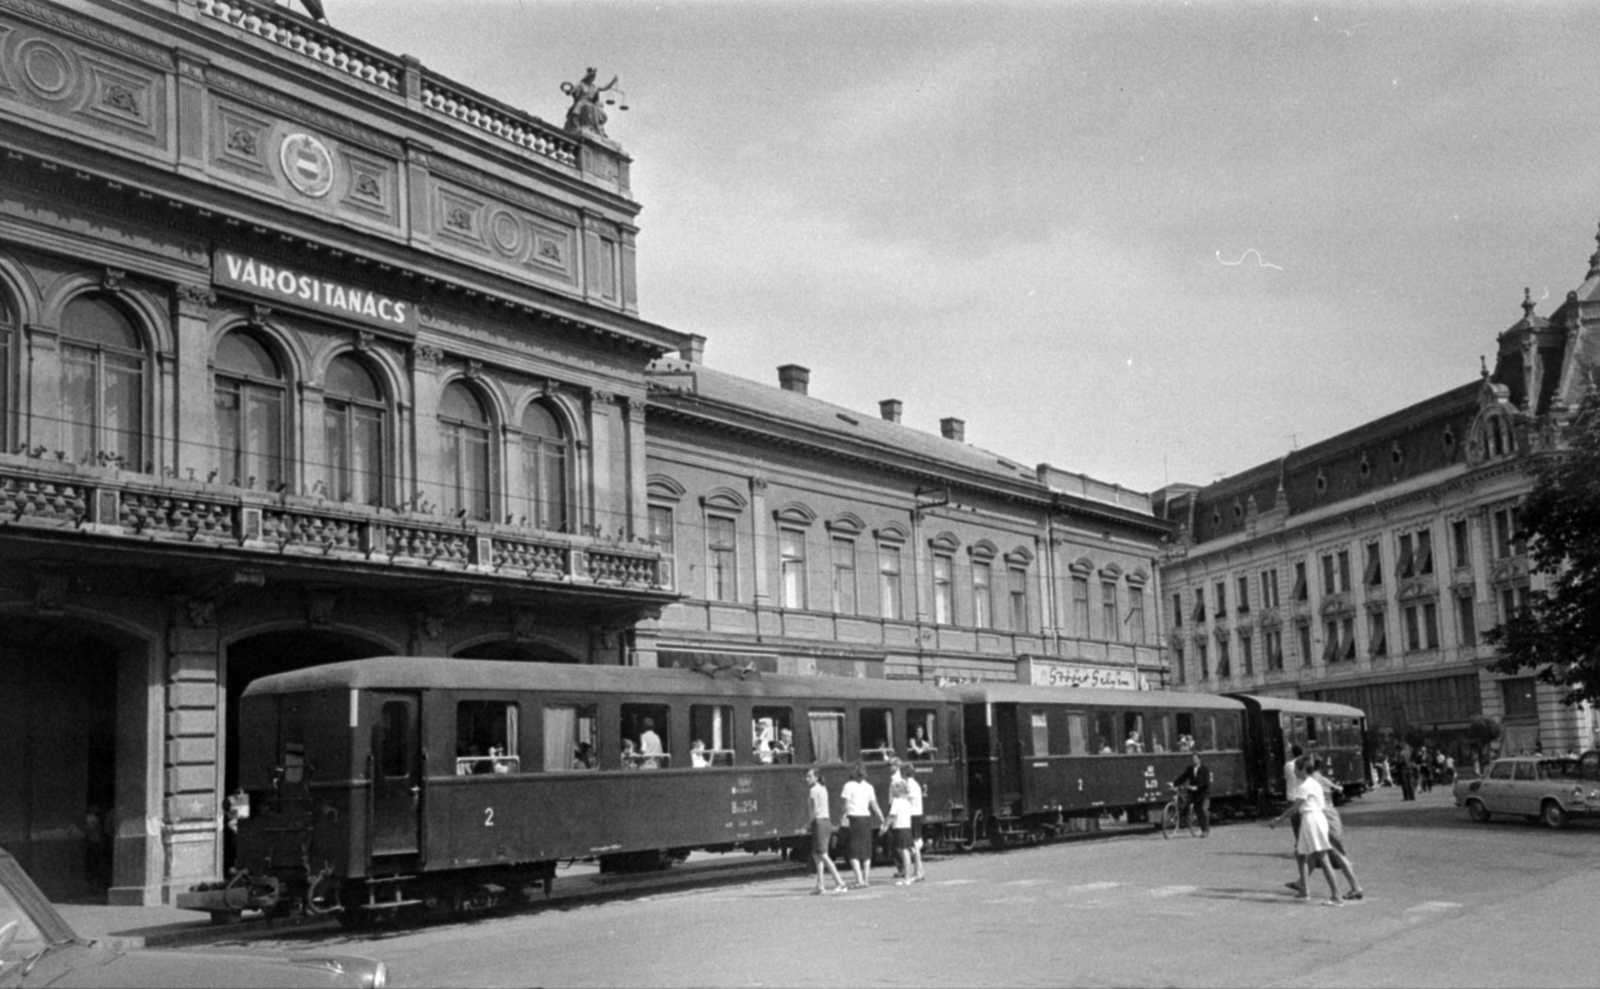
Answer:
[
  {"xmin": 642, "ymin": 356, "xmax": 1169, "ymax": 687},
  {"xmin": 1156, "ymin": 249, "xmax": 1600, "ymax": 761},
  {"xmin": 0, "ymin": 0, "xmax": 682, "ymax": 903}
]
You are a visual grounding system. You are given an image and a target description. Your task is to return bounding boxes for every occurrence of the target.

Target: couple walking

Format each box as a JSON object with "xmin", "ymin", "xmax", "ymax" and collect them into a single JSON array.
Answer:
[{"xmin": 1270, "ymin": 746, "xmax": 1365, "ymax": 906}]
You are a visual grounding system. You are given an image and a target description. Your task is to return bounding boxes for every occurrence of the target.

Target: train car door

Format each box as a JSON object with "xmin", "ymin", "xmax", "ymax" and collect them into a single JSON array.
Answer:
[
  {"xmin": 369, "ymin": 692, "xmax": 421, "ymax": 857},
  {"xmin": 994, "ymin": 704, "xmax": 1022, "ymax": 815}
]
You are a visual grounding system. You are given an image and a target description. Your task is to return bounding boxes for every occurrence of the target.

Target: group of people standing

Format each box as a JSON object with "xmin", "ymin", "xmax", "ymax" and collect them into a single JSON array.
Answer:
[
  {"xmin": 1377, "ymin": 744, "xmax": 1454, "ymax": 800},
  {"xmin": 800, "ymin": 759, "xmax": 927, "ymax": 895}
]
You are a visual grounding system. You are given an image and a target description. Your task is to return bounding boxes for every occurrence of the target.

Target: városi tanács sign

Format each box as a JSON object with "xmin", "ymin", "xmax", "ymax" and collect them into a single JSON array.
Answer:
[{"xmin": 213, "ymin": 251, "xmax": 417, "ymax": 333}]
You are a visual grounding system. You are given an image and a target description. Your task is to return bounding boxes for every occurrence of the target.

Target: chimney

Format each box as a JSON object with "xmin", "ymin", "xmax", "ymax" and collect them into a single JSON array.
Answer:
[
  {"xmin": 679, "ymin": 334, "xmax": 706, "ymax": 364},
  {"xmin": 940, "ymin": 417, "xmax": 965, "ymax": 443},
  {"xmin": 879, "ymin": 399, "xmax": 903, "ymax": 423},
  {"xmin": 777, "ymin": 364, "xmax": 809, "ymax": 395}
]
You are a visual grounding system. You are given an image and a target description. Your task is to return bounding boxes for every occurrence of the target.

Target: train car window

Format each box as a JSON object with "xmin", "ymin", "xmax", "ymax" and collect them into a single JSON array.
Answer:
[
  {"xmin": 1149, "ymin": 714, "xmax": 1172, "ymax": 753},
  {"xmin": 544, "ymin": 704, "xmax": 598, "ymax": 771},
  {"xmin": 906, "ymin": 708, "xmax": 937, "ymax": 759},
  {"xmin": 621, "ymin": 703, "xmax": 671, "ymax": 769},
  {"xmin": 1030, "ymin": 711, "xmax": 1049, "ymax": 756},
  {"xmin": 860, "ymin": 708, "xmax": 896, "ymax": 761},
  {"xmin": 1217, "ymin": 713, "xmax": 1241, "ymax": 750},
  {"xmin": 1304, "ymin": 716, "xmax": 1320, "ymax": 747},
  {"xmin": 1123, "ymin": 713, "xmax": 1146, "ymax": 754},
  {"xmin": 455, "ymin": 701, "xmax": 520, "ymax": 775},
  {"xmin": 751, "ymin": 706, "xmax": 794, "ymax": 764},
  {"xmin": 808, "ymin": 709, "xmax": 845, "ymax": 764},
  {"xmin": 690, "ymin": 704, "xmax": 736, "ymax": 767},
  {"xmin": 1175, "ymin": 712, "xmax": 1196, "ymax": 752},
  {"xmin": 1200, "ymin": 714, "xmax": 1219, "ymax": 751},
  {"xmin": 379, "ymin": 701, "xmax": 411, "ymax": 778},
  {"xmin": 1066, "ymin": 712, "xmax": 1086, "ymax": 755},
  {"xmin": 1092, "ymin": 711, "xmax": 1117, "ymax": 754},
  {"xmin": 1290, "ymin": 715, "xmax": 1308, "ymax": 749}
]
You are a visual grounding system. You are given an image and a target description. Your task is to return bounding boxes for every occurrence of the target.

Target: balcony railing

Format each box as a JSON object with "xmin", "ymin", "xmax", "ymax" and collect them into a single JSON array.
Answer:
[
  {"xmin": 0, "ymin": 457, "xmax": 664, "ymax": 590},
  {"xmin": 196, "ymin": 0, "xmax": 580, "ymax": 169}
]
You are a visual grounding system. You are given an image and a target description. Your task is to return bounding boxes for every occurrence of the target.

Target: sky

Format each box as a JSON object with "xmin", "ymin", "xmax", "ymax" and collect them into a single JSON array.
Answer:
[{"xmin": 315, "ymin": 0, "xmax": 1600, "ymax": 494}]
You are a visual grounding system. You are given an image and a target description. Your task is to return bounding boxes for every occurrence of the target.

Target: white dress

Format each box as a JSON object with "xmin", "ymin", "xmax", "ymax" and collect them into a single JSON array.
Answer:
[{"xmin": 1295, "ymin": 777, "xmax": 1333, "ymax": 855}]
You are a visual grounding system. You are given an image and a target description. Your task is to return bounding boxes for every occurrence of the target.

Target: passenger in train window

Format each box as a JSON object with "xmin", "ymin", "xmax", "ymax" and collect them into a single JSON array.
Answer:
[
  {"xmin": 691, "ymin": 739, "xmax": 710, "ymax": 768},
  {"xmin": 772, "ymin": 728, "xmax": 794, "ymax": 764},
  {"xmin": 1124, "ymin": 731, "xmax": 1145, "ymax": 755},
  {"xmin": 572, "ymin": 742, "xmax": 595, "ymax": 770},
  {"xmin": 638, "ymin": 718, "xmax": 664, "ymax": 769},
  {"xmin": 908, "ymin": 726, "xmax": 934, "ymax": 759},
  {"xmin": 621, "ymin": 738, "xmax": 639, "ymax": 769},
  {"xmin": 754, "ymin": 718, "xmax": 775, "ymax": 763}
]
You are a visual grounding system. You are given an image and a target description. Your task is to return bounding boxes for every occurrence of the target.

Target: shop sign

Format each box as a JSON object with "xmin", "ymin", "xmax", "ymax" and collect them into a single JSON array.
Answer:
[
  {"xmin": 213, "ymin": 251, "xmax": 416, "ymax": 333},
  {"xmin": 1018, "ymin": 657, "xmax": 1148, "ymax": 691}
]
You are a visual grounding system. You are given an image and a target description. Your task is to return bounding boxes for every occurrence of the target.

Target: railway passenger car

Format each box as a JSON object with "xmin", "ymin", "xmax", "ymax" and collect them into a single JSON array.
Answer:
[
  {"xmin": 946, "ymin": 683, "xmax": 1251, "ymax": 845},
  {"xmin": 1227, "ymin": 694, "xmax": 1368, "ymax": 811},
  {"xmin": 222, "ymin": 658, "xmax": 962, "ymax": 924}
]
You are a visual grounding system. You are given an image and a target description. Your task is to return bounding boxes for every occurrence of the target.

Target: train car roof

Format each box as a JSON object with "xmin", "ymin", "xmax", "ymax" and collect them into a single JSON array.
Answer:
[
  {"xmin": 946, "ymin": 683, "xmax": 1246, "ymax": 711},
  {"xmin": 1223, "ymin": 693, "xmax": 1365, "ymax": 719},
  {"xmin": 240, "ymin": 657, "xmax": 954, "ymax": 704}
]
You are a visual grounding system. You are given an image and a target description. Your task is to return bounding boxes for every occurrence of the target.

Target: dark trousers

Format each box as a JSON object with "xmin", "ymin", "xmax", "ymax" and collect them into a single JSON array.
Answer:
[{"xmin": 1191, "ymin": 795, "xmax": 1211, "ymax": 834}]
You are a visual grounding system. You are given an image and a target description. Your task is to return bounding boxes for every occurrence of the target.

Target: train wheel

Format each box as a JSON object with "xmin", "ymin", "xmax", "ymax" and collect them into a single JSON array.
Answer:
[
  {"xmin": 960, "ymin": 809, "xmax": 985, "ymax": 852},
  {"xmin": 1161, "ymin": 803, "xmax": 1179, "ymax": 839}
]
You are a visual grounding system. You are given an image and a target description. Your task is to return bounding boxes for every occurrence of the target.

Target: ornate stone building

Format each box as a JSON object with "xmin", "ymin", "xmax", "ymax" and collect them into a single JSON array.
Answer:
[
  {"xmin": 0, "ymin": 0, "xmax": 681, "ymax": 902},
  {"xmin": 642, "ymin": 355, "xmax": 1169, "ymax": 687},
  {"xmin": 1156, "ymin": 243, "xmax": 1600, "ymax": 760}
]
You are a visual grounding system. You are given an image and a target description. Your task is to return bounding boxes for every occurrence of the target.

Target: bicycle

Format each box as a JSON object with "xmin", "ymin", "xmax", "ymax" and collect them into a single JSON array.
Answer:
[{"xmin": 1161, "ymin": 784, "xmax": 1202, "ymax": 839}]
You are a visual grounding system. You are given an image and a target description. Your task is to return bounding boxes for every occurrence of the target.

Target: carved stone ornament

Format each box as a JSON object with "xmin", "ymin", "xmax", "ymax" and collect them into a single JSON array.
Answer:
[
  {"xmin": 354, "ymin": 329, "xmax": 375, "ymax": 353},
  {"xmin": 102, "ymin": 267, "xmax": 126, "ymax": 292},
  {"xmin": 175, "ymin": 284, "xmax": 216, "ymax": 310},
  {"xmin": 250, "ymin": 303, "xmax": 273, "ymax": 327},
  {"xmin": 411, "ymin": 611, "xmax": 445, "ymax": 642},
  {"xmin": 512, "ymin": 613, "xmax": 540, "ymax": 643},
  {"xmin": 466, "ymin": 359, "xmax": 484, "ymax": 380},
  {"xmin": 101, "ymin": 84, "xmax": 138, "ymax": 115},
  {"xmin": 280, "ymin": 132, "xmax": 336, "ymax": 199},
  {"xmin": 226, "ymin": 127, "xmax": 259, "ymax": 158},
  {"xmin": 186, "ymin": 598, "xmax": 216, "ymax": 628},
  {"xmin": 591, "ymin": 389, "xmax": 614, "ymax": 405},
  {"xmin": 413, "ymin": 343, "xmax": 444, "ymax": 370},
  {"xmin": 306, "ymin": 592, "xmax": 337, "ymax": 629}
]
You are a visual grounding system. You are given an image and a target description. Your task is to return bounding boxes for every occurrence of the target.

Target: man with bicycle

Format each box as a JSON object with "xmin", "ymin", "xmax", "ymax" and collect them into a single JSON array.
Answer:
[{"xmin": 1171, "ymin": 750, "xmax": 1213, "ymax": 837}]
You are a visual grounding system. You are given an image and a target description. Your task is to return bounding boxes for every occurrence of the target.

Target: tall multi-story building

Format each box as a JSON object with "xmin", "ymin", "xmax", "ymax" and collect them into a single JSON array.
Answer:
[
  {"xmin": 1157, "ymin": 243, "xmax": 1600, "ymax": 759},
  {"xmin": 642, "ymin": 355, "xmax": 1169, "ymax": 686},
  {"xmin": 0, "ymin": 0, "xmax": 681, "ymax": 902}
]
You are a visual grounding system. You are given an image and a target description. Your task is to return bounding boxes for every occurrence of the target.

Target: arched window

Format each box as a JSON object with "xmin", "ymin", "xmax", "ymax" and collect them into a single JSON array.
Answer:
[
  {"xmin": 520, "ymin": 401, "xmax": 568, "ymax": 531},
  {"xmin": 214, "ymin": 330, "xmax": 285, "ymax": 489},
  {"xmin": 323, "ymin": 355, "xmax": 385, "ymax": 506},
  {"xmin": 440, "ymin": 381, "xmax": 491, "ymax": 520},
  {"xmin": 61, "ymin": 295, "xmax": 145, "ymax": 470}
]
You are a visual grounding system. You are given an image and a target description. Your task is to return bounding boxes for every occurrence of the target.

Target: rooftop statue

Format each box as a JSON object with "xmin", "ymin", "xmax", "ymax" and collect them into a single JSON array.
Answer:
[{"xmin": 562, "ymin": 68, "xmax": 621, "ymax": 136}]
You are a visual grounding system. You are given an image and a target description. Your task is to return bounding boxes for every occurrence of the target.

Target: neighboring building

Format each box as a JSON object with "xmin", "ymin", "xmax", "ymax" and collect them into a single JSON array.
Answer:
[
  {"xmin": 1156, "ymin": 247, "xmax": 1600, "ymax": 760},
  {"xmin": 643, "ymin": 355, "xmax": 1170, "ymax": 687},
  {"xmin": 0, "ymin": 0, "xmax": 681, "ymax": 902}
]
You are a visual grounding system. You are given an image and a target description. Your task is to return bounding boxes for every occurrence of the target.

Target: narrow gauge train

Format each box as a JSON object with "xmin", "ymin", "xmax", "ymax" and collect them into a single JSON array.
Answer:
[
  {"xmin": 948, "ymin": 684, "xmax": 1367, "ymax": 846},
  {"xmin": 183, "ymin": 658, "xmax": 1364, "ymax": 925}
]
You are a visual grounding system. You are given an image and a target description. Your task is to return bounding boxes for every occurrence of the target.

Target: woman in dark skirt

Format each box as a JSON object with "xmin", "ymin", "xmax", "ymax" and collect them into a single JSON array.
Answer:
[{"xmin": 838, "ymin": 762, "xmax": 884, "ymax": 888}]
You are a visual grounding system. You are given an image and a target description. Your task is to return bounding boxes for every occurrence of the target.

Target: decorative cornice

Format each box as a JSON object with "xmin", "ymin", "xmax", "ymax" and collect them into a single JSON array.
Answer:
[
  {"xmin": 208, "ymin": 70, "xmax": 403, "ymax": 156},
  {"xmin": 424, "ymin": 155, "xmax": 580, "ymax": 225},
  {"xmin": 0, "ymin": 0, "xmax": 174, "ymax": 67}
]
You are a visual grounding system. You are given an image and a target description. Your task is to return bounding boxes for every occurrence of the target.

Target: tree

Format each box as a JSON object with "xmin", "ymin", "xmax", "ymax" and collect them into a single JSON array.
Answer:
[{"xmin": 1485, "ymin": 397, "xmax": 1600, "ymax": 706}]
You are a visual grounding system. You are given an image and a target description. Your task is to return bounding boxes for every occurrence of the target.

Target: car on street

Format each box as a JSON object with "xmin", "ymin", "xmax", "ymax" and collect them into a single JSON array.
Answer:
[
  {"xmin": 0, "ymin": 848, "xmax": 386, "ymax": 988},
  {"xmin": 1453, "ymin": 755, "xmax": 1600, "ymax": 829}
]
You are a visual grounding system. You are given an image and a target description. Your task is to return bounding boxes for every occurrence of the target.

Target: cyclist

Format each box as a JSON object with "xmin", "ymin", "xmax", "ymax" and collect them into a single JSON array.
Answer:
[{"xmin": 1171, "ymin": 750, "xmax": 1213, "ymax": 837}]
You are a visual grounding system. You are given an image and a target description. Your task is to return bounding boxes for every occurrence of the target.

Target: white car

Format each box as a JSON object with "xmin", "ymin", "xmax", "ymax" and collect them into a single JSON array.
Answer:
[{"xmin": 1453, "ymin": 754, "xmax": 1600, "ymax": 829}]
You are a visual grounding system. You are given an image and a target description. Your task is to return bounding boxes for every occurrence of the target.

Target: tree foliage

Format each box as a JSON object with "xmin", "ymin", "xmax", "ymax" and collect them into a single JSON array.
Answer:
[{"xmin": 1485, "ymin": 398, "xmax": 1600, "ymax": 706}]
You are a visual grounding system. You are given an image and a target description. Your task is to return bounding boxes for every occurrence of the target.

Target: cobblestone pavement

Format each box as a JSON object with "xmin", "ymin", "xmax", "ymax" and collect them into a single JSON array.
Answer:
[{"xmin": 186, "ymin": 785, "xmax": 1600, "ymax": 987}]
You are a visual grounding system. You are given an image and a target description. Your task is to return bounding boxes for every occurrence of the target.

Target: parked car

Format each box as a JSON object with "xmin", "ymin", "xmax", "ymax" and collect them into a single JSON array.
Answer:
[
  {"xmin": 0, "ymin": 848, "xmax": 386, "ymax": 988},
  {"xmin": 1453, "ymin": 755, "xmax": 1600, "ymax": 829}
]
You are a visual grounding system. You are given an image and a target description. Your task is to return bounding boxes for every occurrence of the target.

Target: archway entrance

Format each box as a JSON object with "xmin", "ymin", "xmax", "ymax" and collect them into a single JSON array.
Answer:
[
  {"xmin": 222, "ymin": 630, "xmax": 388, "ymax": 869},
  {"xmin": 0, "ymin": 616, "xmax": 127, "ymax": 901}
]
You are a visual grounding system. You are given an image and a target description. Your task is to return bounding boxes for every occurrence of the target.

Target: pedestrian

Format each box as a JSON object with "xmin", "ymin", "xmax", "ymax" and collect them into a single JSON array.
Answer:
[
  {"xmin": 1419, "ymin": 747, "xmax": 1433, "ymax": 793},
  {"xmin": 1293, "ymin": 755, "xmax": 1364, "ymax": 900},
  {"xmin": 1269, "ymin": 756, "xmax": 1347, "ymax": 906},
  {"xmin": 1172, "ymin": 750, "xmax": 1213, "ymax": 836},
  {"xmin": 1281, "ymin": 743, "xmax": 1303, "ymax": 889},
  {"xmin": 884, "ymin": 764, "xmax": 914, "ymax": 886},
  {"xmin": 799, "ymin": 768, "xmax": 848, "ymax": 895},
  {"xmin": 1396, "ymin": 750, "xmax": 1416, "ymax": 801},
  {"xmin": 904, "ymin": 762, "xmax": 927, "ymax": 882},
  {"xmin": 839, "ymin": 761, "xmax": 884, "ymax": 888}
]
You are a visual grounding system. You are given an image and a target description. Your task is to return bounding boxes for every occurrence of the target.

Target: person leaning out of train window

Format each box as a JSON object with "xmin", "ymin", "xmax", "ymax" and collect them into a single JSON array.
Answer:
[
  {"xmin": 620, "ymin": 738, "xmax": 639, "ymax": 769},
  {"xmin": 754, "ymin": 718, "xmax": 775, "ymax": 764},
  {"xmin": 691, "ymin": 739, "xmax": 710, "ymax": 768},
  {"xmin": 908, "ymin": 726, "xmax": 934, "ymax": 760},
  {"xmin": 638, "ymin": 718, "xmax": 664, "ymax": 769},
  {"xmin": 1125, "ymin": 731, "xmax": 1145, "ymax": 755},
  {"xmin": 1171, "ymin": 751, "xmax": 1212, "ymax": 837}
]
